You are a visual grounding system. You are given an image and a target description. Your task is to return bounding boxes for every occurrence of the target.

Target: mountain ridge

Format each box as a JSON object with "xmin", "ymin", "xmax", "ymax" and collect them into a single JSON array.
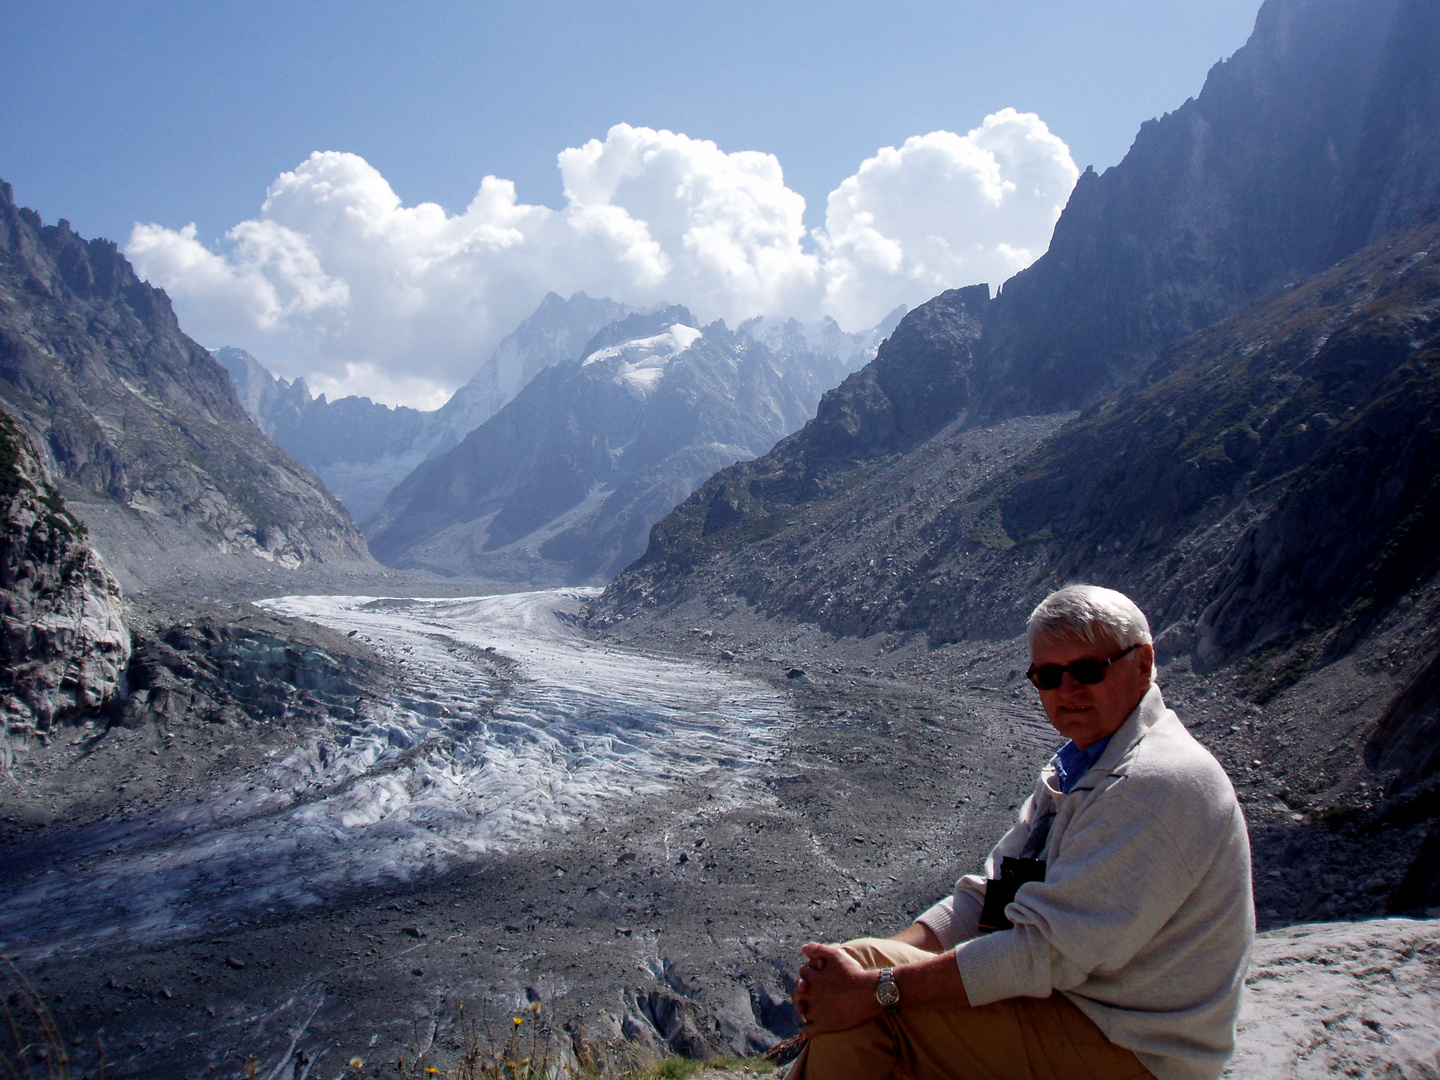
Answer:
[
  {"xmin": 214, "ymin": 293, "xmax": 633, "ymax": 522},
  {"xmin": 0, "ymin": 181, "xmax": 371, "ymax": 596},
  {"xmin": 363, "ymin": 305, "xmax": 901, "ymax": 584},
  {"xmin": 974, "ymin": 0, "xmax": 1440, "ymax": 419}
]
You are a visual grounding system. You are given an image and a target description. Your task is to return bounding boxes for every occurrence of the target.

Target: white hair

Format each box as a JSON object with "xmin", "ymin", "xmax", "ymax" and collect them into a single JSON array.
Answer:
[{"xmin": 1028, "ymin": 585, "xmax": 1153, "ymax": 650}]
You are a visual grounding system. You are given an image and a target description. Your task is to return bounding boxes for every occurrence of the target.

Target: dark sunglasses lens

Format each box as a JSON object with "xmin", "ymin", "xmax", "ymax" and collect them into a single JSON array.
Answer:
[
  {"xmin": 1028, "ymin": 658, "xmax": 1110, "ymax": 689},
  {"xmin": 1029, "ymin": 665, "xmax": 1063, "ymax": 690}
]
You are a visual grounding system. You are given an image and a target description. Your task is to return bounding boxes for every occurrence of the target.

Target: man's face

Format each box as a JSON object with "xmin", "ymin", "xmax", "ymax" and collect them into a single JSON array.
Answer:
[{"xmin": 1029, "ymin": 633, "xmax": 1154, "ymax": 749}]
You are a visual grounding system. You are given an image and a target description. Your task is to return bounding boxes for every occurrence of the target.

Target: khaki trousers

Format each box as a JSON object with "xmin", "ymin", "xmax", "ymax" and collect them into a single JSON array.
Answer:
[{"xmin": 788, "ymin": 939, "xmax": 1152, "ymax": 1080}]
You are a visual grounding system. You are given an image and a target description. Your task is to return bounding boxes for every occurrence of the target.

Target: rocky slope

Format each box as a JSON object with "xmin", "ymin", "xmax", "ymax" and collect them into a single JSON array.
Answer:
[
  {"xmin": 215, "ymin": 293, "xmax": 632, "ymax": 521},
  {"xmin": 0, "ymin": 408, "xmax": 128, "ymax": 744},
  {"xmin": 366, "ymin": 307, "xmax": 898, "ymax": 585},
  {"xmin": 0, "ymin": 181, "xmax": 371, "ymax": 596},
  {"xmin": 604, "ymin": 0, "xmax": 1440, "ymax": 618}
]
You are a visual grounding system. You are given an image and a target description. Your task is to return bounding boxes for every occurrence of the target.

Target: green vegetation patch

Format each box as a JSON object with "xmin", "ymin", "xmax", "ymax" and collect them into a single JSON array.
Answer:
[
  {"xmin": 968, "ymin": 502, "xmax": 1015, "ymax": 551},
  {"xmin": 1236, "ymin": 640, "xmax": 1316, "ymax": 706},
  {"xmin": 0, "ymin": 410, "xmax": 37, "ymax": 501}
]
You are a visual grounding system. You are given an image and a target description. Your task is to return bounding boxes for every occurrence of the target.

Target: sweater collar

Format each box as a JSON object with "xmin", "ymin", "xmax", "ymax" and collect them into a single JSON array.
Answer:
[{"xmin": 1044, "ymin": 682, "xmax": 1167, "ymax": 795}]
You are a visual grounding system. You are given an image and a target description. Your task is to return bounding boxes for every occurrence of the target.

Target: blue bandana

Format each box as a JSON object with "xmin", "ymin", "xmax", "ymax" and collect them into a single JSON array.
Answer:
[{"xmin": 1052, "ymin": 736, "xmax": 1112, "ymax": 794}]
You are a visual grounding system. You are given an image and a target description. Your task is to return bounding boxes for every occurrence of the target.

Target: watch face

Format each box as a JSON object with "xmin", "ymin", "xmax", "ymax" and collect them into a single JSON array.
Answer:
[{"xmin": 876, "ymin": 970, "xmax": 900, "ymax": 1007}]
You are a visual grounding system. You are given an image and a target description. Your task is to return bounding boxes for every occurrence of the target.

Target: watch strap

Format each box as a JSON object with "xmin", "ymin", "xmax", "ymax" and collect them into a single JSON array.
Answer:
[{"xmin": 875, "ymin": 966, "xmax": 900, "ymax": 1008}]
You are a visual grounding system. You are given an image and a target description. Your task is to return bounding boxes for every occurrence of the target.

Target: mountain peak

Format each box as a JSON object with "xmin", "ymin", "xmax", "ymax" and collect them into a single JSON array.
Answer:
[{"xmin": 580, "ymin": 305, "xmax": 697, "ymax": 361}]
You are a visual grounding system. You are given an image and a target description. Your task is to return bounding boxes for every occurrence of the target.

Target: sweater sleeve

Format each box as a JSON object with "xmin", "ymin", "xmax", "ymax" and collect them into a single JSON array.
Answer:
[
  {"xmin": 954, "ymin": 787, "xmax": 1204, "ymax": 1005},
  {"xmin": 916, "ymin": 875, "xmax": 984, "ymax": 949}
]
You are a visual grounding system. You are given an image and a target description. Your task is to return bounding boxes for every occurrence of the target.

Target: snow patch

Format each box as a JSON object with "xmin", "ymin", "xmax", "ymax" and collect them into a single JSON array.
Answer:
[{"xmin": 582, "ymin": 324, "xmax": 702, "ymax": 394}]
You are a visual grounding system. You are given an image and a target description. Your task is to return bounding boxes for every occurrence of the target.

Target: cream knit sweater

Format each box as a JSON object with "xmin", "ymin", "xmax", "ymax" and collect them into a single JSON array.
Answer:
[{"xmin": 917, "ymin": 684, "xmax": 1254, "ymax": 1080}]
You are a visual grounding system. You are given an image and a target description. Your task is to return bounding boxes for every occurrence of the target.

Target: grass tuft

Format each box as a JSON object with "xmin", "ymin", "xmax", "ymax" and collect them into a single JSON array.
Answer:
[
  {"xmin": 1, "ymin": 955, "xmax": 81, "ymax": 1080},
  {"xmin": 384, "ymin": 999, "xmax": 773, "ymax": 1080}
]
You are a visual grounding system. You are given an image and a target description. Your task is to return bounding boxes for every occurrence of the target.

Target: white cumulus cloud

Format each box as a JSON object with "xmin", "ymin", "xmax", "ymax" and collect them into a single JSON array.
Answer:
[
  {"xmin": 817, "ymin": 109, "xmax": 1079, "ymax": 329},
  {"xmin": 127, "ymin": 115, "xmax": 1075, "ymax": 408},
  {"xmin": 558, "ymin": 125, "xmax": 820, "ymax": 318}
]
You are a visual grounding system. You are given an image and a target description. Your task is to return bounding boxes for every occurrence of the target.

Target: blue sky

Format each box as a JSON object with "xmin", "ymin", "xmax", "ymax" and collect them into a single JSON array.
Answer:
[{"xmin": 2, "ymin": 1, "xmax": 1263, "ymax": 404}]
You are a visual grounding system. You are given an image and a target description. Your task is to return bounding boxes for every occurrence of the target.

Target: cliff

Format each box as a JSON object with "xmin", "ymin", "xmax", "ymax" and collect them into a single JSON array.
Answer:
[
  {"xmin": 0, "ymin": 181, "xmax": 371, "ymax": 596},
  {"xmin": 978, "ymin": 0, "xmax": 1440, "ymax": 416},
  {"xmin": 0, "ymin": 409, "xmax": 128, "ymax": 741}
]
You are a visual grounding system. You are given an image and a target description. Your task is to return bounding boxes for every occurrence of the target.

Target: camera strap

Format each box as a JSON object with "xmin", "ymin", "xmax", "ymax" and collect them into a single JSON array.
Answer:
[{"xmin": 1019, "ymin": 805, "xmax": 1056, "ymax": 860}]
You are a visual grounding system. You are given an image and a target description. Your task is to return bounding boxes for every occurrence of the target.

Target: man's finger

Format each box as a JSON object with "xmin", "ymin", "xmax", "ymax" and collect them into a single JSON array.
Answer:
[{"xmin": 801, "ymin": 941, "xmax": 835, "ymax": 967}]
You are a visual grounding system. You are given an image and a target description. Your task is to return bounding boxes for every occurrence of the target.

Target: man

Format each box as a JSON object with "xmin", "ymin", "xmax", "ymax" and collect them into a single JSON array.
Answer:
[{"xmin": 790, "ymin": 585, "xmax": 1253, "ymax": 1080}]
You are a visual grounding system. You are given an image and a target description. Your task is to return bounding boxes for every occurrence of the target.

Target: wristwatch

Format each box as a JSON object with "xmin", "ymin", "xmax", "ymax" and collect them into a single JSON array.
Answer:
[{"xmin": 875, "ymin": 966, "xmax": 900, "ymax": 1009}]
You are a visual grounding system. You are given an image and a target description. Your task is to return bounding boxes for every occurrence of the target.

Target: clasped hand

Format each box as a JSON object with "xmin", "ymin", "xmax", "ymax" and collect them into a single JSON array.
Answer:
[{"xmin": 791, "ymin": 942, "xmax": 882, "ymax": 1035}]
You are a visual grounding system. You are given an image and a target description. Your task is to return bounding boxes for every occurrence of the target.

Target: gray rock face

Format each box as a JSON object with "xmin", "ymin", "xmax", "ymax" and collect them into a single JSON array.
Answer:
[
  {"xmin": 978, "ymin": 0, "xmax": 1440, "ymax": 417},
  {"xmin": 366, "ymin": 308, "xmax": 896, "ymax": 585},
  {"xmin": 1229, "ymin": 918, "xmax": 1440, "ymax": 1078},
  {"xmin": 0, "ymin": 410, "xmax": 128, "ymax": 742},
  {"xmin": 214, "ymin": 293, "xmax": 633, "ymax": 522},
  {"xmin": 0, "ymin": 181, "xmax": 370, "ymax": 595}
]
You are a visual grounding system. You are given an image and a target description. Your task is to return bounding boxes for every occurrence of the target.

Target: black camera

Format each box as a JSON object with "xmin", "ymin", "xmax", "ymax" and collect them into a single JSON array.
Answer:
[{"xmin": 978, "ymin": 856, "xmax": 1047, "ymax": 933}]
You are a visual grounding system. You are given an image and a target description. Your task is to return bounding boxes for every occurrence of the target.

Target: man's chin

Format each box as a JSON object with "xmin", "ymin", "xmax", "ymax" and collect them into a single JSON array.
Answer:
[
  {"xmin": 1060, "ymin": 724, "xmax": 1122, "ymax": 750},
  {"xmin": 1051, "ymin": 710, "xmax": 1097, "ymax": 737}
]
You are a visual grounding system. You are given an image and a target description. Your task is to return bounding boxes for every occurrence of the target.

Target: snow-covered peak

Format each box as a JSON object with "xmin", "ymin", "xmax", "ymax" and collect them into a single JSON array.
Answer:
[
  {"xmin": 743, "ymin": 314, "xmax": 850, "ymax": 359},
  {"xmin": 582, "ymin": 323, "xmax": 703, "ymax": 393},
  {"xmin": 740, "ymin": 305, "xmax": 905, "ymax": 377}
]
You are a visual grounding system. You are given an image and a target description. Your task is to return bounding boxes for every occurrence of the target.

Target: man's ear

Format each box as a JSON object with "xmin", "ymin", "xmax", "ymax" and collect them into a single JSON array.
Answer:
[{"xmin": 1136, "ymin": 643, "xmax": 1156, "ymax": 682}]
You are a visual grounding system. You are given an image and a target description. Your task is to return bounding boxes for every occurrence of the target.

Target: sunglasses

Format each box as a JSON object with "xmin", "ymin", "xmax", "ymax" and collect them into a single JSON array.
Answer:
[{"xmin": 1026, "ymin": 644, "xmax": 1139, "ymax": 691}]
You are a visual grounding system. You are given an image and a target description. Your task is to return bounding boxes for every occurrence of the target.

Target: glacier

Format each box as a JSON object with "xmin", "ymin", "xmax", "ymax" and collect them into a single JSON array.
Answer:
[{"xmin": 0, "ymin": 590, "xmax": 791, "ymax": 956}]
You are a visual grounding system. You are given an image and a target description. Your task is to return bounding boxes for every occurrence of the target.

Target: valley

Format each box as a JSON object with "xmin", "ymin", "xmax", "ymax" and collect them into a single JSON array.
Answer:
[
  {"xmin": 3, "ymin": 0, "xmax": 1440, "ymax": 1075},
  {"xmin": 4, "ymin": 584, "xmax": 1433, "ymax": 1076}
]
